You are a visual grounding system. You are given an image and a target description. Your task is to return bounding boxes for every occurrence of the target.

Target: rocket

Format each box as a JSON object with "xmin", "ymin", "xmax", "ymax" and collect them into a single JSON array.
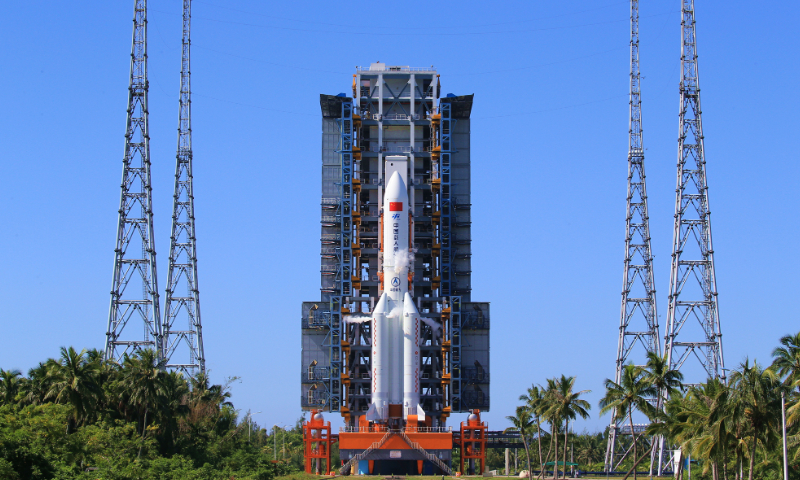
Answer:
[{"xmin": 367, "ymin": 164, "xmax": 423, "ymax": 422}]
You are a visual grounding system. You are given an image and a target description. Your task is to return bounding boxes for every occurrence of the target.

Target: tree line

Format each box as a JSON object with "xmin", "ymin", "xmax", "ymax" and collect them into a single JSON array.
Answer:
[
  {"xmin": 3, "ymin": 332, "xmax": 800, "ymax": 479},
  {"xmin": 0, "ymin": 347, "xmax": 298, "ymax": 480},
  {"xmin": 505, "ymin": 332, "xmax": 800, "ymax": 480}
]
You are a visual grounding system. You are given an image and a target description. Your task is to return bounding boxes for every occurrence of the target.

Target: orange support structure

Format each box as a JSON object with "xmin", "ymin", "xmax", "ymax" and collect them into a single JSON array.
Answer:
[
  {"xmin": 459, "ymin": 409, "xmax": 487, "ymax": 475},
  {"xmin": 303, "ymin": 410, "xmax": 337, "ymax": 474}
]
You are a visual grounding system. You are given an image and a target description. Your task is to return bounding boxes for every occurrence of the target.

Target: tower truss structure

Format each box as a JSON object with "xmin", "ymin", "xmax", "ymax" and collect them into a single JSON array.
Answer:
[
  {"xmin": 106, "ymin": 0, "xmax": 162, "ymax": 362},
  {"xmin": 604, "ymin": 0, "xmax": 661, "ymax": 471},
  {"xmin": 163, "ymin": 0, "xmax": 205, "ymax": 374},
  {"xmin": 664, "ymin": 0, "xmax": 725, "ymax": 384}
]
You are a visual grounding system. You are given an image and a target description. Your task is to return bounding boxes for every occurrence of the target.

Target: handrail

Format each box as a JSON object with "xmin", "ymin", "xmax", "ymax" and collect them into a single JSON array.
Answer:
[
  {"xmin": 381, "ymin": 113, "xmax": 421, "ymax": 121},
  {"xmin": 356, "ymin": 66, "xmax": 436, "ymax": 73},
  {"xmin": 369, "ymin": 145, "xmax": 415, "ymax": 153},
  {"xmin": 398, "ymin": 431, "xmax": 453, "ymax": 475},
  {"xmin": 340, "ymin": 426, "xmax": 452, "ymax": 433},
  {"xmin": 403, "ymin": 426, "xmax": 453, "ymax": 433},
  {"xmin": 339, "ymin": 430, "xmax": 393, "ymax": 475}
]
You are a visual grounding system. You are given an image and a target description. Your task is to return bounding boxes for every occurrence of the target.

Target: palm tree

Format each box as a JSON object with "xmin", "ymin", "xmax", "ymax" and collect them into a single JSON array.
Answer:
[
  {"xmin": 647, "ymin": 390, "xmax": 688, "ymax": 480},
  {"xmin": 786, "ymin": 382, "xmax": 800, "ymax": 429},
  {"xmin": 186, "ymin": 372, "xmax": 235, "ymax": 430},
  {"xmin": 772, "ymin": 334, "xmax": 800, "ymax": 462},
  {"xmin": 548, "ymin": 375, "xmax": 591, "ymax": 479},
  {"xmin": 643, "ymin": 352, "xmax": 683, "ymax": 476},
  {"xmin": 599, "ymin": 364, "xmax": 657, "ymax": 480},
  {"xmin": 574, "ymin": 432, "xmax": 605, "ymax": 466},
  {"xmin": 20, "ymin": 361, "xmax": 56, "ymax": 406},
  {"xmin": 45, "ymin": 346, "xmax": 101, "ymax": 430},
  {"xmin": 644, "ymin": 351, "xmax": 684, "ymax": 401},
  {"xmin": 153, "ymin": 370, "xmax": 190, "ymax": 453},
  {"xmin": 0, "ymin": 369, "xmax": 22, "ymax": 405},
  {"xmin": 189, "ymin": 371, "xmax": 233, "ymax": 408},
  {"xmin": 542, "ymin": 377, "xmax": 563, "ymax": 480},
  {"xmin": 674, "ymin": 380, "xmax": 730, "ymax": 480},
  {"xmin": 507, "ymin": 405, "xmax": 535, "ymax": 480},
  {"xmin": 118, "ymin": 348, "xmax": 167, "ymax": 457},
  {"xmin": 706, "ymin": 379, "xmax": 739, "ymax": 480},
  {"xmin": 728, "ymin": 359, "xmax": 782, "ymax": 480},
  {"xmin": 520, "ymin": 384, "xmax": 546, "ymax": 474},
  {"xmin": 772, "ymin": 331, "xmax": 800, "ymax": 391},
  {"xmin": 85, "ymin": 348, "xmax": 104, "ymax": 364}
]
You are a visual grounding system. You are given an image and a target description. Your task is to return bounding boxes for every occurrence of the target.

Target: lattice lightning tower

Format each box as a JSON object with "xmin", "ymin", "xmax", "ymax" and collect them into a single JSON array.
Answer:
[
  {"xmin": 163, "ymin": 0, "xmax": 205, "ymax": 374},
  {"xmin": 604, "ymin": 0, "xmax": 660, "ymax": 471},
  {"xmin": 106, "ymin": 0, "xmax": 162, "ymax": 362},
  {"xmin": 664, "ymin": 0, "xmax": 725, "ymax": 382}
]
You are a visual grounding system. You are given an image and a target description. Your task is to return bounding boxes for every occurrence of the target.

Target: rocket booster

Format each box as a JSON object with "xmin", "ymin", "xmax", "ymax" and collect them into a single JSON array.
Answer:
[
  {"xmin": 368, "ymin": 168, "xmax": 422, "ymax": 422},
  {"xmin": 402, "ymin": 292, "xmax": 421, "ymax": 418}
]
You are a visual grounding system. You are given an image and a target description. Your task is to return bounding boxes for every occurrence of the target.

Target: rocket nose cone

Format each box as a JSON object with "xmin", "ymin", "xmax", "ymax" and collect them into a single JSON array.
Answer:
[
  {"xmin": 402, "ymin": 292, "xmax": 421, "ymax": 316},
  {"xmin": 373, "ymin": 292, "xmax": 389, "ymax": 315},
  {"xmin": 385, "ymin": 171, "xmax": 408, "ymax": 201}
]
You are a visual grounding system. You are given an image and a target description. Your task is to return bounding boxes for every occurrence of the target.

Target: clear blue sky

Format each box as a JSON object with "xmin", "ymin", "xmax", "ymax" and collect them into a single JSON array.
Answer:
[{"xmin": 2, "ymin": 0, "xmax": 798, "ymax": 434}]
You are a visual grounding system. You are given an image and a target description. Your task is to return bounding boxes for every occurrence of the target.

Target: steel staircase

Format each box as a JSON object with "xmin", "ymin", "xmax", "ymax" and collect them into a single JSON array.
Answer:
[
  {"xmin": 398, "ymin": 431, "xmax": 453, "ymax": 475},
  {"xmin": 339, "ymin": 430, "xmax": 394, "ymax": 475}
]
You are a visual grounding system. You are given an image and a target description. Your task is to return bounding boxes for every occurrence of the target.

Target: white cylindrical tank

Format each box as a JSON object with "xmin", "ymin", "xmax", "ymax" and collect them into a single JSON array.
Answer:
[
  {"xmin": 383, "ymin": 171, "xmax": 409, "ymax": 406},
  {"xmin": 383, "ymin": 171, "xmax": 409, "ymax": 304},
  {"xmin": 371, "ymin": 293, "xmax": 389, "ymax": 419},
  {"xmin": 402, "ymin": 292, "xmax": 421, "ymax": 418}
]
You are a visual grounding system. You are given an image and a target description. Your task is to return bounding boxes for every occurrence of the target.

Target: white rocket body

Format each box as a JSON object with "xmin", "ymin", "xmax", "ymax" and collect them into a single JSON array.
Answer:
[{"xmin": 368, "ymin": 163, "xmax": 421, "ymax": 422}]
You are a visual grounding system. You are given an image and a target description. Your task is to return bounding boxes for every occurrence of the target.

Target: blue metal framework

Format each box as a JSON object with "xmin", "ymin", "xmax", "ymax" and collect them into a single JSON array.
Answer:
[
  {"xmin": 320, "ymin": 99, "xmax": 354, "ymax": 412},
  {"xmin": 324, "ymin": 296, "xmax": 342, "ymax": 412},
  {"xmin": 301, "ymin": 304, "xmax": 333, "ymax": 409},
  {"xmin": 437, "ymin": 102, "xmax": 464, "ymax": 413},
  {"xmin": 339, "ymin": 101, "xmax": 354, "ymax": 300},
  {"xmin": 449, "ymin": 296, "xmax": 462, "ymax": 411},
  {"xmin": 439, "ymin": 102, "xmax": 454, "ymax": 298}
]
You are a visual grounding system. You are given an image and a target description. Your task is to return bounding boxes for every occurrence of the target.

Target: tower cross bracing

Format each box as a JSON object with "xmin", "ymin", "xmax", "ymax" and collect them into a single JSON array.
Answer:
[
  {"xmin": 163, "ymin": 0, "xmax": 205, "ymax": 374},
  {"xmin": 105, "ymin": 0, "xmax": 162, "ymax": 362},
  {"xmin": 605, "ymin": 0, "xmax": 661, "ymax": 471},
  {"xmin": 664, "ymin": 0, "xmax": 725, "ymax": 383}
]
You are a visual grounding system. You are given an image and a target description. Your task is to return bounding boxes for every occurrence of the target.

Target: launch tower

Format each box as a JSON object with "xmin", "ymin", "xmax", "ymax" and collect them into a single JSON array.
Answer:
[{"xmin": 301, "ymin": 64, "xmax": 490, "ymax": 475}]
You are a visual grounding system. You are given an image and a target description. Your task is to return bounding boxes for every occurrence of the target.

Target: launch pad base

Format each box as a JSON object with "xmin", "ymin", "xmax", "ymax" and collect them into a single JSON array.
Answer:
[{"xmin": 339, "ymin": 430, "xmax": 453, "ymax": 475}]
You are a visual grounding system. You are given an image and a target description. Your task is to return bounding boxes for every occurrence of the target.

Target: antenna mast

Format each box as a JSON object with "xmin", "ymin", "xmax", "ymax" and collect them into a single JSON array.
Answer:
[
  {"xmin": 105, "ymin": 0, "xmax": 162, "ymax": 361},
  {"xmin": 163, "ymin": 0, "xmax": 205, "ymax": 374},
  {"xmin": 664, "ymin": 0, "xmax": 725, "ymax": 382},
  {"xmin": 604, "ymin": 0, "xmax": 661, "ymax": 471}
]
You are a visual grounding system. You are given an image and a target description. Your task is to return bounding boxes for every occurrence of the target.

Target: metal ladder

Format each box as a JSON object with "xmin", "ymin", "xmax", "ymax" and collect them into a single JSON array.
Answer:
[{"xmin": 339, "ymin": 430, "xmax": 394, "ymax": 475}]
